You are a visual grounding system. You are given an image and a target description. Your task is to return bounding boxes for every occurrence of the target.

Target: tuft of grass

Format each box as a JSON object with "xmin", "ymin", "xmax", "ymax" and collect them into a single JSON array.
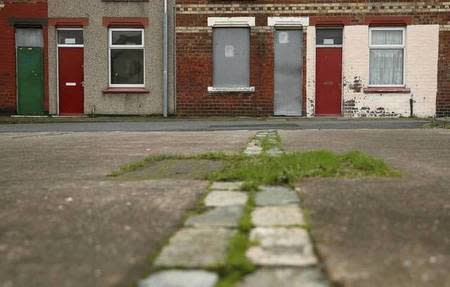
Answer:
[
  {"xmin": 238, "ymin": 191, "xmax": 255, "ymax": 233},
  {"xmin": 209, "ymin": 150, "xmax": 399, "ymax": 187},
  {"xmin": 109, "ymin": 150, "xmax": 399, "ymax": 187}
]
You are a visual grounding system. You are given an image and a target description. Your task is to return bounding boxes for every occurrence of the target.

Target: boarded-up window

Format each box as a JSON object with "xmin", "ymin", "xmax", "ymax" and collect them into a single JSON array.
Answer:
[{"xmin": 213, "ymin": 28, "xmax": 250, "ymax": 88}]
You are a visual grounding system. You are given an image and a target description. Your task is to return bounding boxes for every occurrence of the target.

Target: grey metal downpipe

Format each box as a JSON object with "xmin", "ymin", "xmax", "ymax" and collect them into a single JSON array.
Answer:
[{"xmin": 163, "ymin": 0, "xmax": 169, "ymax": 117}]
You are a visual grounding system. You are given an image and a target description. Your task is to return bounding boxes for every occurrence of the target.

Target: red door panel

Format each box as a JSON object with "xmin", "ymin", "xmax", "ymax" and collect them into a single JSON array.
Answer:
[
  {"xmin": 59, "ymin": 48, "xmax": 84, "ymax": 115},
  {"xmin": 316, "ymin": 48, "xmax": 342, "ymax": 116}
]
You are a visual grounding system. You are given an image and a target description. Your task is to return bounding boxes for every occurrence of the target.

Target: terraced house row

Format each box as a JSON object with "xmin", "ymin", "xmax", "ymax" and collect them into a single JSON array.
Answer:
[{"xmin": 1, "ymin": 0, "xmax": 449, "ymax": 117}]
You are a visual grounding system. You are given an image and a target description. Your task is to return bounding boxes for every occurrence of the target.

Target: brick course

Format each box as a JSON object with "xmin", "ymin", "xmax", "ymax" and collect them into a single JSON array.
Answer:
[
  {"xmin": 437, "ymin": 30, "xmax": 450, "ymax": 117},
  {"xmin": 176, "ymin": 0, "xmax": 450, "ymax": 116},
  {"xmin": 0, "ymin": 0, "xmax": 48, "ymax": 115}
]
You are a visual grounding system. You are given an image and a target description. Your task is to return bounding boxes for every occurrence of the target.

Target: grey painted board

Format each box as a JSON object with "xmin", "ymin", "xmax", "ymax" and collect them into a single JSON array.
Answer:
[
  {"xmin": 213, "ymin": 28, "xmax": 250, "ymax": 88},
  {"xmin": 274, "ymin": 29, "xmax": 303, "ymax": 116}
]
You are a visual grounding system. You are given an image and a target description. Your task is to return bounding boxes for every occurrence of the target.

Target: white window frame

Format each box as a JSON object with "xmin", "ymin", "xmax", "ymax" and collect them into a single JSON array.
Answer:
[
  {"xmin": 368, "ymin": 27, "xmax": 406, "ymax": 87},
  {"xmin": 108, "ymin": 28, "xmax": 145, "ymax": 88}
]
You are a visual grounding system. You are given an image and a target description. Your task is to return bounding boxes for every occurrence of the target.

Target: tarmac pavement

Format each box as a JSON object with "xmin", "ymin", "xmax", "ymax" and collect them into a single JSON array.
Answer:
[
  {"xmin": 280, "ymin": 129, "xmax": 450, "ymax": 287},
  {"xmin": 0, "ymin": 131, "xmax": 252, "ymax": 287}
]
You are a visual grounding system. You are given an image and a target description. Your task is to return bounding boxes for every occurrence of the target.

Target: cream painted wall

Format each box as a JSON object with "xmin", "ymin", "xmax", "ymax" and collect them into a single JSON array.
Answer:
[
  {"xmin": 307, "ymin": 24, "xmax": 439, "ymax": 118},
  {"xmin": 306, "ymin": 26, "xmax": 316, "ymax": 117},
  {"xmin": 405, "ymin": 25, "xmax": 439, "ymax": 117}
]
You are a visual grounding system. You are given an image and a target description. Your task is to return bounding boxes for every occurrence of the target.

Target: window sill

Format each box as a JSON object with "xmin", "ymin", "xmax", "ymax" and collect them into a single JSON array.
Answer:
[
  {"xmin": 102, "ymin": 87, "xmax": 149, "ymax": 94},
  {"xmin": 208, "ymin": 86, "xmax": 255, "ymax": 93},
  {"xmin": 363, "ymin": 87, "xmax": 411, "ymax": 94}
]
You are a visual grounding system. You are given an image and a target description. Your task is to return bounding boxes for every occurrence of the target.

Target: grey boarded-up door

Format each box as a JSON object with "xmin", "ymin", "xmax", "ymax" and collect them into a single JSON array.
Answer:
[{"xmin": 274, "ymin": 29, "xmax": 303, "ymax": 116}]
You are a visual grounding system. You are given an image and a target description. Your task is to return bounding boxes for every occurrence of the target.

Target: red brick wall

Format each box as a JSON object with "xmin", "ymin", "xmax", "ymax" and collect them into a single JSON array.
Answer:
[
  {"xmin": 0, "ymin": 0, "xmax": 48, "ymax": 114},
  {"xmin": 437, "ymin": 31, "xmax": 450, "ymax": 117},
  {"xmin": 176, "ymin": 0, "xmax": 450, "ymax": 116},
  {"xmin": 176, "ymin": 29, "xmax": 275, "ymax": 116}
]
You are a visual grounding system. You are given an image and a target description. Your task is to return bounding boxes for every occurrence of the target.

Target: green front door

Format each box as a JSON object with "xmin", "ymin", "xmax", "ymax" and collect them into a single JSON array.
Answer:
[{"xmin": 16, "ymin": 47, "xmax": 45, "ymax": 115}]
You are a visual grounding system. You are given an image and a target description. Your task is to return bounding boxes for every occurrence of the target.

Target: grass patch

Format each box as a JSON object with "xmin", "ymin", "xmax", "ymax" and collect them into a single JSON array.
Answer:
[
  {"xmin": 210, "ymin": 150, "xmax": 399, "ymax": 187},
  {"xmin": 109, "ymin": 150, "xmax": 399, "ymax": 187}
]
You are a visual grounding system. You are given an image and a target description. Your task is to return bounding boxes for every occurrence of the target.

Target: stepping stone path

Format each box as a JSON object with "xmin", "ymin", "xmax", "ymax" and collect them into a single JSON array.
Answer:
[
  {"xmin": 243, "ymin": 130, "xmax": 283, "ymax": 156},
  {"xmin": 139, "ymin": 130, "xmax": 330, "ymax": 287}
]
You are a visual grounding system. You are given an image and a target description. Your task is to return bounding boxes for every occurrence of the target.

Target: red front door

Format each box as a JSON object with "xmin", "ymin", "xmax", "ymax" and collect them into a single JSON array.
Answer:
[
  {"xmin": 315, "ymin": 47, "xmax": 342, "ymax": 116},
  {"xmin": 59, "ymin": 47, "xmax": 84, "ymax": 115}
]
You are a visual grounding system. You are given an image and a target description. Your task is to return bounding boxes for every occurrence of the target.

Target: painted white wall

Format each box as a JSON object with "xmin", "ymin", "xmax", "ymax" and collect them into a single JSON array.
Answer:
[
  {"xmin": 341, "ymin": 24, "xmax": 439, "ymax": 118},
  {"xmin": 405, "ymin": 25, "xmax": 439, "ymax": 117},
  {"xmin": 306, "ymin": 26, "xmax": 316, "ymax": 117}
]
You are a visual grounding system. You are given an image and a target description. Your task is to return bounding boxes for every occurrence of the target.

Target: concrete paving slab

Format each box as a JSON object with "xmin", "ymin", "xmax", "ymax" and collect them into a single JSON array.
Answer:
[
  {"xmin": 185, "ymin": 206, "xmax": 243, "ymax": 228},
  {"xmin": 204, "ymin": 191, "xmax": 248, "ymax": 207},
  {"xmin": 256, "ymin": 187, "xmax": 299, "ymax": 206},
  {"xmin": 237, "ymin": 268, "xmax": 330, "ymax": 287},
  {"xmin": 154, "ymin": 228, "xmax": 235, "ymax": 268},
  {"xmin": 247, "ymin": 227, "xmax": 317, "ymax": 267},
  {"xmin": 246, "ymin": 246, "xmax": 318, "ymax": 267},
  {"xmin": 250, "ymin": 227, "xmax": 311, "ymax": 247},
  {"xmin": 210, "ymin": 181, "xmax": 243, "ymax": 191},
  {"xmin": 139, "ymin": 270, "xmax": 218, "ymax": 287},
  {"xmin": 252, "ymin": 206, "xmax": 305, "ymax": 227}
]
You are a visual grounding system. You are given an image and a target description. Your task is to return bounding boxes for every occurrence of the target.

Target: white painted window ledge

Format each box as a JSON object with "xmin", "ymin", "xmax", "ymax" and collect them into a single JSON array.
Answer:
[
  {"xmin": 208, "ymin": 86, "xmax": 255, "ymax": 93},
  {"xmin": 208, "ymin": 17, "xmax": 255, "ymax": 27}
]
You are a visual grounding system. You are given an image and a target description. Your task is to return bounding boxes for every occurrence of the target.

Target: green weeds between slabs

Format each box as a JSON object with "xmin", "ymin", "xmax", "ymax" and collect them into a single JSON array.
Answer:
[{"xmin": 110, "ymin": 150, "xmax": 399, "ymax": 187}]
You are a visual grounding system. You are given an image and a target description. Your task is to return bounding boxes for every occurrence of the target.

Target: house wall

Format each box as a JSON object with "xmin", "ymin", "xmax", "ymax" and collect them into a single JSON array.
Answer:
[
  {"xmin": 0, "ymin": 0, "xmax": 48, "ymax": 114},
  {"xmin": 176, "ymin": 0, "xmax": 450, "ymax": 117},
  {"xmin": 306, "ymin": 25, "xmax": 315, "ymax": 117},
  {"xmin": 338, "ymin": 25, "xmax": 439, "ymax": 118},
  {"xmin": 47, "ymin": 0, "xmax": 175, "ymax": 115}
]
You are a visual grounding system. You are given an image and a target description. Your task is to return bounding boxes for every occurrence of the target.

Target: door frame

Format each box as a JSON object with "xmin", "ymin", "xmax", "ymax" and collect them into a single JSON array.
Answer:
[
  {"xmin": 268, "ymin": 17, "xmax": 309, "ymax": 117},
  {"xmin": 56, "ymin": 27, "xmax": 84, "ymax": 115},
  {"xmin": 15, "ymin": 26, "xmax": 45, "ymax": 115},
  {"xmin": 315, "ymin": 27, "xmax": 344, "ymax": 117}
]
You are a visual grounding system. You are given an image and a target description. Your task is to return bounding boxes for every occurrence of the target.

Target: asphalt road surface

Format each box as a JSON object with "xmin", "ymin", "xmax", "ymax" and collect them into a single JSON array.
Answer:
[{"xmin": 0, "ymin": 118, "xmax": 429, "ymax": 133}]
